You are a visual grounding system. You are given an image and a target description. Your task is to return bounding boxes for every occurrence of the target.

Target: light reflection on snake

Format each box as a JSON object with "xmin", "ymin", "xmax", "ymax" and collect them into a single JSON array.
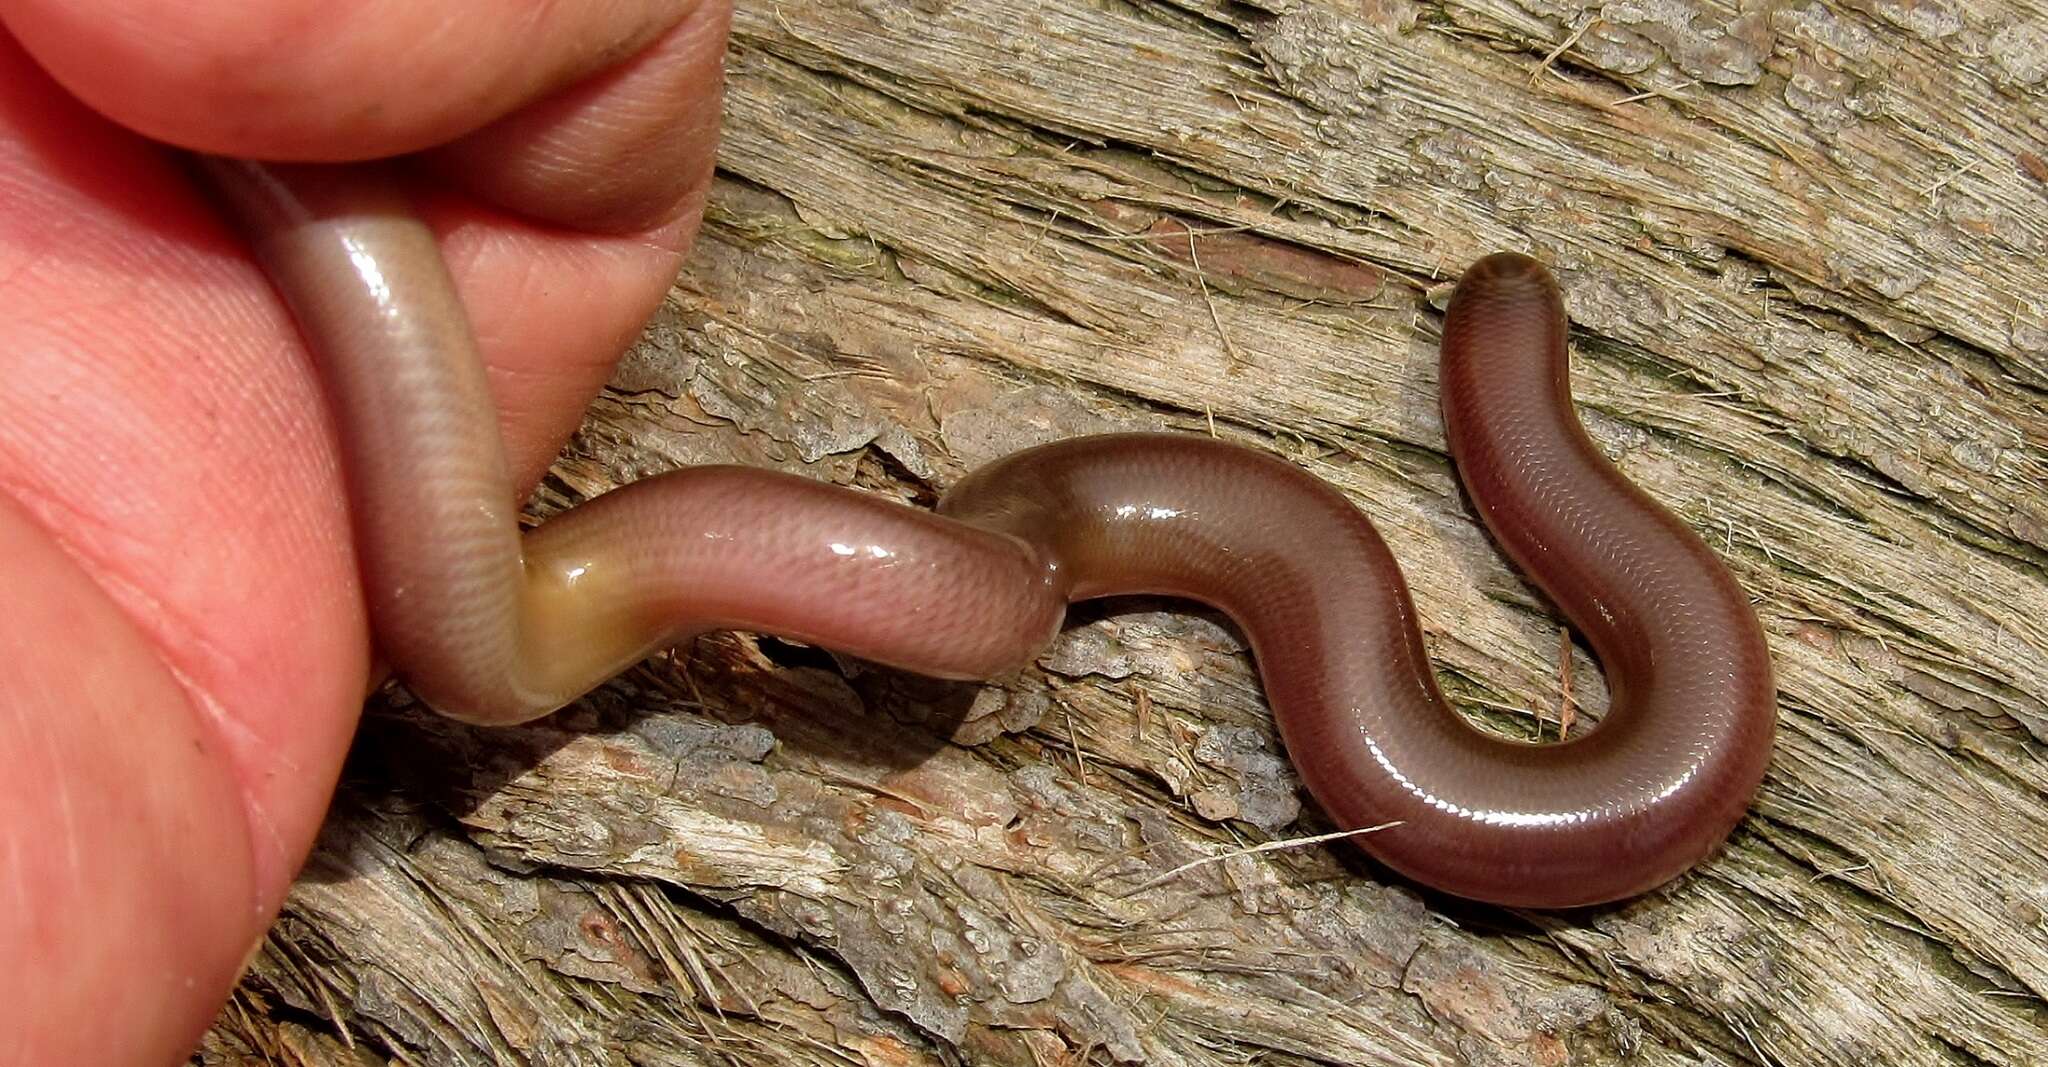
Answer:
[{"xmin": 194, "ymin": 158, "xmax": 1774, "ymax": 907}]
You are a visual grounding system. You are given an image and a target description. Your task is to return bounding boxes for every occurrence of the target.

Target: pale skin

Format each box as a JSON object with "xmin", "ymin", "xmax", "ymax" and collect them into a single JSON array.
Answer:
[{"xmin": 0, "ymin": 1, "xmax": 733, "ymax": 1061}]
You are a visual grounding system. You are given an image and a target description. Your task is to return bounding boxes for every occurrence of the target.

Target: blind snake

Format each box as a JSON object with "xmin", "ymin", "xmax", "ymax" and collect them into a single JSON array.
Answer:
[{"xmin": 193, "ymin": 157, "xmax": 1774, "ymax": 908}]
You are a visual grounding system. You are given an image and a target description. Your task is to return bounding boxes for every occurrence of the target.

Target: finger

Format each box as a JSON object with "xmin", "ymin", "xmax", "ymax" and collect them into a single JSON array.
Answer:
[
  {"xmin": 0, "ymin": 496, "xmax": 258, "ymax": 1064},
  {"xmin": 419, "ymin": 180, "xmax": 709, "ymax": 488},
  {"xmin": 0, "ymin": 32, "xmax": 367, "ymax": 896},
  {"xmin": 0, "ymin": 0, "xmax": 718, "ymax": 880},
  {"xmin": 426, "ymin": 1, "xmax": 730, "ymax": 233},
  {"xmin": 0, "ymin": 5, "xmax": 727, "ymax": 1060},
  {"xmin": 0, "ymin": 0, "xmax": 701, "ymax": 160}
]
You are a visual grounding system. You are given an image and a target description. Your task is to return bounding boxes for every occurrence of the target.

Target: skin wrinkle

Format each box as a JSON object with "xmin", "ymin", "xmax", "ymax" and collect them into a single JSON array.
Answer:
[
  {"xmin": 0, "ymin": 462, "xmax": 291, "ymax": 895},
  {"xmin": 0, "ymin": 488, "xmax": 259, "ymax": 1059},
  {"xmin": 0, "ymin": 649, "xmax": 87, "ymax": 896},
  {"xmin": 431, "ymin": 8, "xmax": 728, "ymax": 232},
  {"xmin": 2, "ymin": 0, "xmax": 707, "ymax": 159},
  {"xmin": 0, "ymin": 247, "xmax": 351, "ymax": 877}
]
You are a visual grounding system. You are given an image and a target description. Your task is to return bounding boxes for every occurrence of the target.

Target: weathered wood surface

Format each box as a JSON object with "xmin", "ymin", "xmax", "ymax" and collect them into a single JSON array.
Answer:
[{"xmin": 201, "ymin": 2, "xmax": 2048, "ymax": 1064}]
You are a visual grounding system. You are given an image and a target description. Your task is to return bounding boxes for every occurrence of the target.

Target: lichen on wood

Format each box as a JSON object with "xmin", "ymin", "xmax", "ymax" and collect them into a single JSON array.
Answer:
[{"xmin": 203, "ymin": 2, "xmax": 2048, "ymax": 1064}]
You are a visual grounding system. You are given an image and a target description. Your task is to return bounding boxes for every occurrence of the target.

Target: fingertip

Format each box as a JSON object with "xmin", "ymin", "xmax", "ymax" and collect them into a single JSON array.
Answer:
[
  {"xmin": 425, "ymin": 0, "xmax": 731, "ymax": 233},
  {"xmin": 3, "ymin": 0, "xmax": 699, "ymax": 160}
]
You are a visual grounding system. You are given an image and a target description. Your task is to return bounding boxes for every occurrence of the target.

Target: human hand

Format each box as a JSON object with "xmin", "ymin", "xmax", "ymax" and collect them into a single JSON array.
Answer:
[{"xmin": 0, "ymin": 1, "xmax": 730, "ymax": 1060}]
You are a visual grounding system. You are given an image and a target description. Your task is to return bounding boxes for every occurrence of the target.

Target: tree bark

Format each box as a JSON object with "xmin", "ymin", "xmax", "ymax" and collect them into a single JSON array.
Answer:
[{"xmin": 201, "ymin": 2, "xmax": 2048, "ymax": 1064}]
